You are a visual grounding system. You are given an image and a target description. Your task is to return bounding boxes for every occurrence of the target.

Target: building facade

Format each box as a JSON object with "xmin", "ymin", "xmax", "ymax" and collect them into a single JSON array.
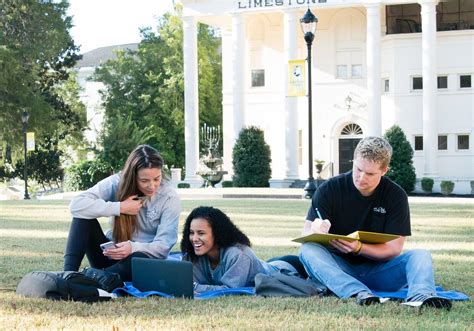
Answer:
[{"xmin": 181, "ymin": 0, "xmax": 474, "ymax": 193}]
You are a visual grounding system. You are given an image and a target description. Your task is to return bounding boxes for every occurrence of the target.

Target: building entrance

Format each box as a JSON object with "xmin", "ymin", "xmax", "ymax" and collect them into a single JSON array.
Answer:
[{"xmin": 338, "ymin": 124, "xmax": 363, "ymax": 174}]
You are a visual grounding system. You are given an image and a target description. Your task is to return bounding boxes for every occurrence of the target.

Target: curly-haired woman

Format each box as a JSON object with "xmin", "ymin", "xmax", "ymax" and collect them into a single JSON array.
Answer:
[{"xmin": 180, "ymin": 206, "xmax": 297, "ymax": 293}]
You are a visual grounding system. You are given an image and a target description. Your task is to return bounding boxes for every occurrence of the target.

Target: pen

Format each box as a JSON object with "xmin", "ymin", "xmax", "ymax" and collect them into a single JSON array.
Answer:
[{"xmin": 315, "ymin": 208, "xmax": 323, "ymax": 219}]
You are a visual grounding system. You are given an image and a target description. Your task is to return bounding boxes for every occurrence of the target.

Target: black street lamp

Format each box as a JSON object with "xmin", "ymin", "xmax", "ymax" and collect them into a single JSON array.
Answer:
[
  {"xmin": 21, "ymin": 110, "xmax": 30, "ymax": 200},
  {"xmin": 300, "ymin": 8, "xmax": 318, "ymax": 199}
]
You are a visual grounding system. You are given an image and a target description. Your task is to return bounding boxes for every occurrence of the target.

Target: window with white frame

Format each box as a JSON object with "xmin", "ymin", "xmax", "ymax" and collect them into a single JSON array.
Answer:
[
  {"xmin": 460, "ymin": 74, "xmax": 472, "ymax": 88},
  {"xmin": 351, "ymin": 64, "xmax": 362, "ymax": 78},
  {"xmin": 437, "ymin": 76, "xmax": 448, "ymax": 89},
  {"xmin": 414, "ymin": 135, "xmax": 423, "ymax": 151},
  {"xmin": 251, "ymin": 69, "xmax": 265, "ymax": 87},
  {"xmin": 412, "ymin": 77, "xmax": 423, "ymax": 90},
  {"xmin": 383, "ymin": 78, "xmax": 390, "ymax": 92},
  {"xmin": 438, "ymin": 135, "xmax": 448, "ymax": 150},
  {"xmin": 336, "ymin": 65, "xmax": 348, "ymax": 79},
  {"xmin": 457, "ymin": 134, "xmax": 469, "ymax": 150}
]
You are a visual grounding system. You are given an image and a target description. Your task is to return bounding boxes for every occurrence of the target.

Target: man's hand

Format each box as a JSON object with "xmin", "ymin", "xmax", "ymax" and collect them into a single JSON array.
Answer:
[
  {"xmin": 120, "ymin": 195, "xmax": 143, "ymax": 215},
  {"xmin": 103, "ymin": 241, "xmax": 132, "ymax": 260},
  {"xmin": 311, "ymin": 218, "xmax": 331, "ymax": 234},
  {"xmin": 330, "ymin": 239, "xmax": 361, "ymax": 254}
]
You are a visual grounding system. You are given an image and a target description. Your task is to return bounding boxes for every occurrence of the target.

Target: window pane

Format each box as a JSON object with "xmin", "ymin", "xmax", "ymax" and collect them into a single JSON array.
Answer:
[
  {"xmin": 351, "ymin": 65, "xmax": 362, "ymax": 78},
  {"xmin": 460, "ymin": 0, "xmax": 474, "ymax": 11},
  {"xmin": 457, "ymin": 135, "xmax": 469, "ymax": 150},
  {"xmin": 251, "ymin": 69, "xmax": 265, "ymax": 87},
  {"xmin": 415, "ymin": 136, "xmax": 423, "ymax": 150},
  {"xmin": 438, "ymin": 135, "xmax": 448, "ymax": 150},
  {"xmin": 460, "ymin": 12, "xmax": 474, "ymax": 29},
  {"xmin": 384, "ymin": 79, "xmax": 390, "ymax": 92},
  {"xmin": 413, "ymin": 77, "xmax": 423, "ymax": 90},
  {"xmin": 438, "ymin": 76, "xmax": 448, "ymax": 89},
  {"xmin": 440, "ymin": 0, "xmax": 459, "ymax": 13},
  {"xmin": 387, "ymin": 5, "xmax": 403, "ymax": 16},
  {"xmin": 460, "ymin": 75, "xmax": 472, "ymax": 88},
  {"xmin": 403, "ymin": 4, "xmax": 421, "ymax": 16},
  {"xmin": 336, "ymin": 65, "xmax": 347, "ymax": 79}
]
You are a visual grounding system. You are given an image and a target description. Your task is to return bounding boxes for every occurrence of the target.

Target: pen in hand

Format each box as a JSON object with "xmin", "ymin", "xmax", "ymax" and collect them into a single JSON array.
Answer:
[
  {"xmin": 315, "ymin": 208, "xmax": 323, "ymax": 220},
  {"xmin": 314, "ymin": 207, "xmax": 331, "ymax": 233}
]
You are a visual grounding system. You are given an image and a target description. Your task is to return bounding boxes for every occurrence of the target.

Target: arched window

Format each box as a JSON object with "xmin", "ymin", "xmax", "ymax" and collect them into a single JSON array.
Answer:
[{"xmin": 341, "ymin": 123, "xmax": 363, "ymax": 136}]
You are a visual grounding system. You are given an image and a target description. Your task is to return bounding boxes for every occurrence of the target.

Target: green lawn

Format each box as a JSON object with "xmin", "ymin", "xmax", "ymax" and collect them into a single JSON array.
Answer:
[{"xmin": 0, "ymin": 199, "xmax": 473, "ymax": 330}]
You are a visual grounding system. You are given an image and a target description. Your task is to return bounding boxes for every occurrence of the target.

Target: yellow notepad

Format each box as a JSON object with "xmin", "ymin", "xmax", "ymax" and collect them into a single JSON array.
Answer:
[{"xmin": 292, "ymin": 231, "xmax": 400, "ymax": 245}]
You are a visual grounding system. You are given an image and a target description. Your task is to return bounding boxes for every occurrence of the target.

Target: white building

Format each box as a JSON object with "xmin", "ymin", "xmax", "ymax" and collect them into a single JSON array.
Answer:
[
  {"xmin": 181, "ymin": 0, "xmax": 474, "ymax": 194},
  {"xmin": 76, "ymin": 44, "xmax": 138, "ymax": 149}
]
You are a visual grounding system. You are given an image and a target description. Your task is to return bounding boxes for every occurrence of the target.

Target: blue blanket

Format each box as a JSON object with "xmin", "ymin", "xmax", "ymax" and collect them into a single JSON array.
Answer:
[{"xmin": 113, "ymin": 283, "xmax": 469, "ymax": 301}]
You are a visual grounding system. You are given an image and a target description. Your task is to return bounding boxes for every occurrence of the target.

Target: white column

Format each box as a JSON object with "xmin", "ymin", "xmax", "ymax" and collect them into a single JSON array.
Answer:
[
  {"xmin": 365, "ymin": 3, "xmax": 382, "ymax": 137},
  {"xmin": 231, "ymin": 13, "xmax": 245, "ymax": 145},
  {"xmin": 420, "ymin": 0, "xmax": 438, "ymax": 177},
  {"xmin": 183, "ymin": 16, "xmax": 201, "ymax": 185},
  {"xmin": 221, "ymin": 29, "xmax": 234, "ymax": 178},
  {"xmin": 284, "ymin": 10, "xmax": 299, "ymax": 181}
]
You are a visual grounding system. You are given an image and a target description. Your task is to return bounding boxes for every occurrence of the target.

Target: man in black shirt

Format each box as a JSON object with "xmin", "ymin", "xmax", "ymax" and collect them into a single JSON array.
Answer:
[{"xmin": 299, "ymin": 137, "xmax": 451, "ymax": 309}]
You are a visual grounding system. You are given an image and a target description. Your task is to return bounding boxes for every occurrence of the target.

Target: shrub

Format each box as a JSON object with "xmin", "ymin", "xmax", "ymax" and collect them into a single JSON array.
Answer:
[
  {"xmin": 65, "ymin": 158, "xmax": 112, "ymax": 191},
  {"xmin": 232, "ymin": 126, "xmax": 271, "ymax": 187},
  {"xmin": 421, "ymin": 177, "xmax": 434, "ymax": 193},
  {"xmin": 221, "ymin": 180, "xmax": 233, "ymax": 188},
  {"xmin": 177, "ymin": 182, "xmax": 190, "ymax": 189},
  {"xmin": 384, "ymin": 125, "xmax": 416, "ymax": 193},
  {"xmin": 440, "ymin": 180, "xmax": 455, "ymax": 196}
]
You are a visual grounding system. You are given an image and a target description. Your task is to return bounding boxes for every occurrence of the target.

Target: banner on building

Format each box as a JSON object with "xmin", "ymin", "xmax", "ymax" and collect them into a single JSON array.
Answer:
[
  {"xmin": 26, "ymin": 132, "xmax": 35, "ymax": 152},
  {"xmin": 288, "ymin": 60, "xmax": 306, "ymax": 97}
]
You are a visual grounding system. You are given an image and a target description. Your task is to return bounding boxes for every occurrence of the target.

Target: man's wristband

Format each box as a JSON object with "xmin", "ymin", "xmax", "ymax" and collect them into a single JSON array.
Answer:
[{"xmin": 353, "ymin": 241, "xmax": 363, "ymax": 255}]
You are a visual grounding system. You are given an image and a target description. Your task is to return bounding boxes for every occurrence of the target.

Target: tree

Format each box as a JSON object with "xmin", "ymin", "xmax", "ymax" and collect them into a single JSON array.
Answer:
[
  {"xmin": 93, "ymin": 7, "xmax": 222, "ymax": 168},
  {"xmin": 13, "ymin": 139, "xmax": 64, "ymax": 191},
  {"xmin": 100, "ymin": 114, "xmax": 155, "ymax": 172},
  {"xmin": 0, "ymin": 0, "xmax": 86, "ymax": 161},
  {"xmin": 232, "ymin": 126, "xmax": 272, "ymax": 187},
  {"xmin": 384, "ymin": 125, "xmax": 416, "ymax": 193}
]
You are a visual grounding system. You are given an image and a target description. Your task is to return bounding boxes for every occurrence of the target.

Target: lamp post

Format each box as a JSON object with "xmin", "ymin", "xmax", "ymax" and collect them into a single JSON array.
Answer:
[
  {"xmin": 300, "ymin": 8, "xmax": 318, "ymax": 199},
  {"xmin": 21, "ymin": 110, "xmax": 30, "ymax": 200}
]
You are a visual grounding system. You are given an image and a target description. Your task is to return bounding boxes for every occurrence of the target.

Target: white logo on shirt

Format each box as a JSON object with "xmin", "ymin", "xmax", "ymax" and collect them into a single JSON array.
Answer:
[{"xmin": 373, "ymin": 207, "xmax": 386, "ymax": 214}]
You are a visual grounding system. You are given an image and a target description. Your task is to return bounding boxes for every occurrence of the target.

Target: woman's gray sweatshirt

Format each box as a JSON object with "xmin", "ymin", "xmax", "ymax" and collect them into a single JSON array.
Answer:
[
  {"xmin": 189, "ymin": 244, "xmax": 277, "ymax": 293},
  {"xmin": 69, "ymin": 173, "xmax": 181, "ymax": 258}
]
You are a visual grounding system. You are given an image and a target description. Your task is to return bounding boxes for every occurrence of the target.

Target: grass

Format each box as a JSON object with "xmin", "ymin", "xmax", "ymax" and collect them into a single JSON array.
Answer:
[{"xmin": 0, "ymin": 199, "xmax": 473, "ymax": 330}]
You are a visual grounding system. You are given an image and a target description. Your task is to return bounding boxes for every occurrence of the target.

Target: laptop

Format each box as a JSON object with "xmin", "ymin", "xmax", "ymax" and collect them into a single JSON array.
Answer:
[{"xmin": 132, "ymin": 257, "xmax": 194, "ymax": 299}]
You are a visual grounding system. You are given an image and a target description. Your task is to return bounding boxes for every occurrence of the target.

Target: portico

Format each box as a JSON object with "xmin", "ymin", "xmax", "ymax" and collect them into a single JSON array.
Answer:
[{"xmin": 181, "ymin": 0, "xmax": 473, "ymax": 193}]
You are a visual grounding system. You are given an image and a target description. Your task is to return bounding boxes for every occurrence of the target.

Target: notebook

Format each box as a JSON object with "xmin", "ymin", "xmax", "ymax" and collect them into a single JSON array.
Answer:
[{"xmin": 132, "ymin": 257, "xmax": 194, "ymax": 299}]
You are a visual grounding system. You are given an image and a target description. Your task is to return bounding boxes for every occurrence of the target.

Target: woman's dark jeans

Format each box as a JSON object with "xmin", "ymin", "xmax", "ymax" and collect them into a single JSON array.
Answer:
[{"xmin": 64, "ymin": 217, "xmax": 149, "ymax": 281}]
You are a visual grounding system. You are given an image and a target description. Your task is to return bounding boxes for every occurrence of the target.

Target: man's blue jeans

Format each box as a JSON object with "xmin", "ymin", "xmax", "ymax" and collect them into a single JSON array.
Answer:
[{"xmin": 299, "ymin": 243, "xmax": 437, "ymax": 300}]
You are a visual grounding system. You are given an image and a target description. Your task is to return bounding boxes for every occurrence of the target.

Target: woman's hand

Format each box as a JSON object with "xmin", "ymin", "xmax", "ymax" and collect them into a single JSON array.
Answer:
[
  {"xmin": 103, "ymin": 241, "xmax": 132, "ymax": 260},
  {"xmin": 120, "ymin": 195, "xmax": 143, "ymax": 215}
]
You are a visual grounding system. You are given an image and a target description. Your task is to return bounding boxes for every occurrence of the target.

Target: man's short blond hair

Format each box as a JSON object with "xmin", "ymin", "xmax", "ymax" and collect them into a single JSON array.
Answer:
[{"xmin": 354, "ymin": 136, "xmax": 392, "ymax": 169}]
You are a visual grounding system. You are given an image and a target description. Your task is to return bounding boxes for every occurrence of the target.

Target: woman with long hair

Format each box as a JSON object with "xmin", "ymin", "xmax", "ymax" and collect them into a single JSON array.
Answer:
[
  {"xmin": 181, "ymin": 206, "xmax": 297, "ymax": 293},
  {"xmin": 64, "ymin": 145, "xmax": 181, "ymax": 281}
]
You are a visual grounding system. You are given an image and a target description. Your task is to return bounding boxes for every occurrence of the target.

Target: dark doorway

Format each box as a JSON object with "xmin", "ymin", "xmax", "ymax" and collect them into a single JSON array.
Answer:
[{"xmin": 339, "ymin": 138, "xmax": 361, "ymax": 174}]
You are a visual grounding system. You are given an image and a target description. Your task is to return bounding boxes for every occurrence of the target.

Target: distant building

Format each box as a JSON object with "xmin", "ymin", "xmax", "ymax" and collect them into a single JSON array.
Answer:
[
  {"xmin": 180, "ymin": 0, "xmax": 474, "ymax": 194},
  {"xmin": 75, "ymin": 43, "xmax": 138, "ymax": 147}
]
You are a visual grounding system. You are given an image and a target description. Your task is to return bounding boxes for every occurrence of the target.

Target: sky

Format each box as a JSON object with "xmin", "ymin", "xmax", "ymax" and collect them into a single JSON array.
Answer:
[{"xmin": 67, "ymin": 0, "xmax": 175, "ymax": 54}]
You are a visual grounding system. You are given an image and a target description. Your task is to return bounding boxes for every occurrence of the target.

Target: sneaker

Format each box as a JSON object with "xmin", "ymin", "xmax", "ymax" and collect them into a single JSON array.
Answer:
[
  {"xmin": 420, "ymin": 296, "xmax": 452, "ymax": 310},
  {"xmin": 404, "ymin": 294, "xmax": 452, "ymax": 310},
  {"xmin": 356, "ymin": 291, "xmax": 381, "ymax": 306}
]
